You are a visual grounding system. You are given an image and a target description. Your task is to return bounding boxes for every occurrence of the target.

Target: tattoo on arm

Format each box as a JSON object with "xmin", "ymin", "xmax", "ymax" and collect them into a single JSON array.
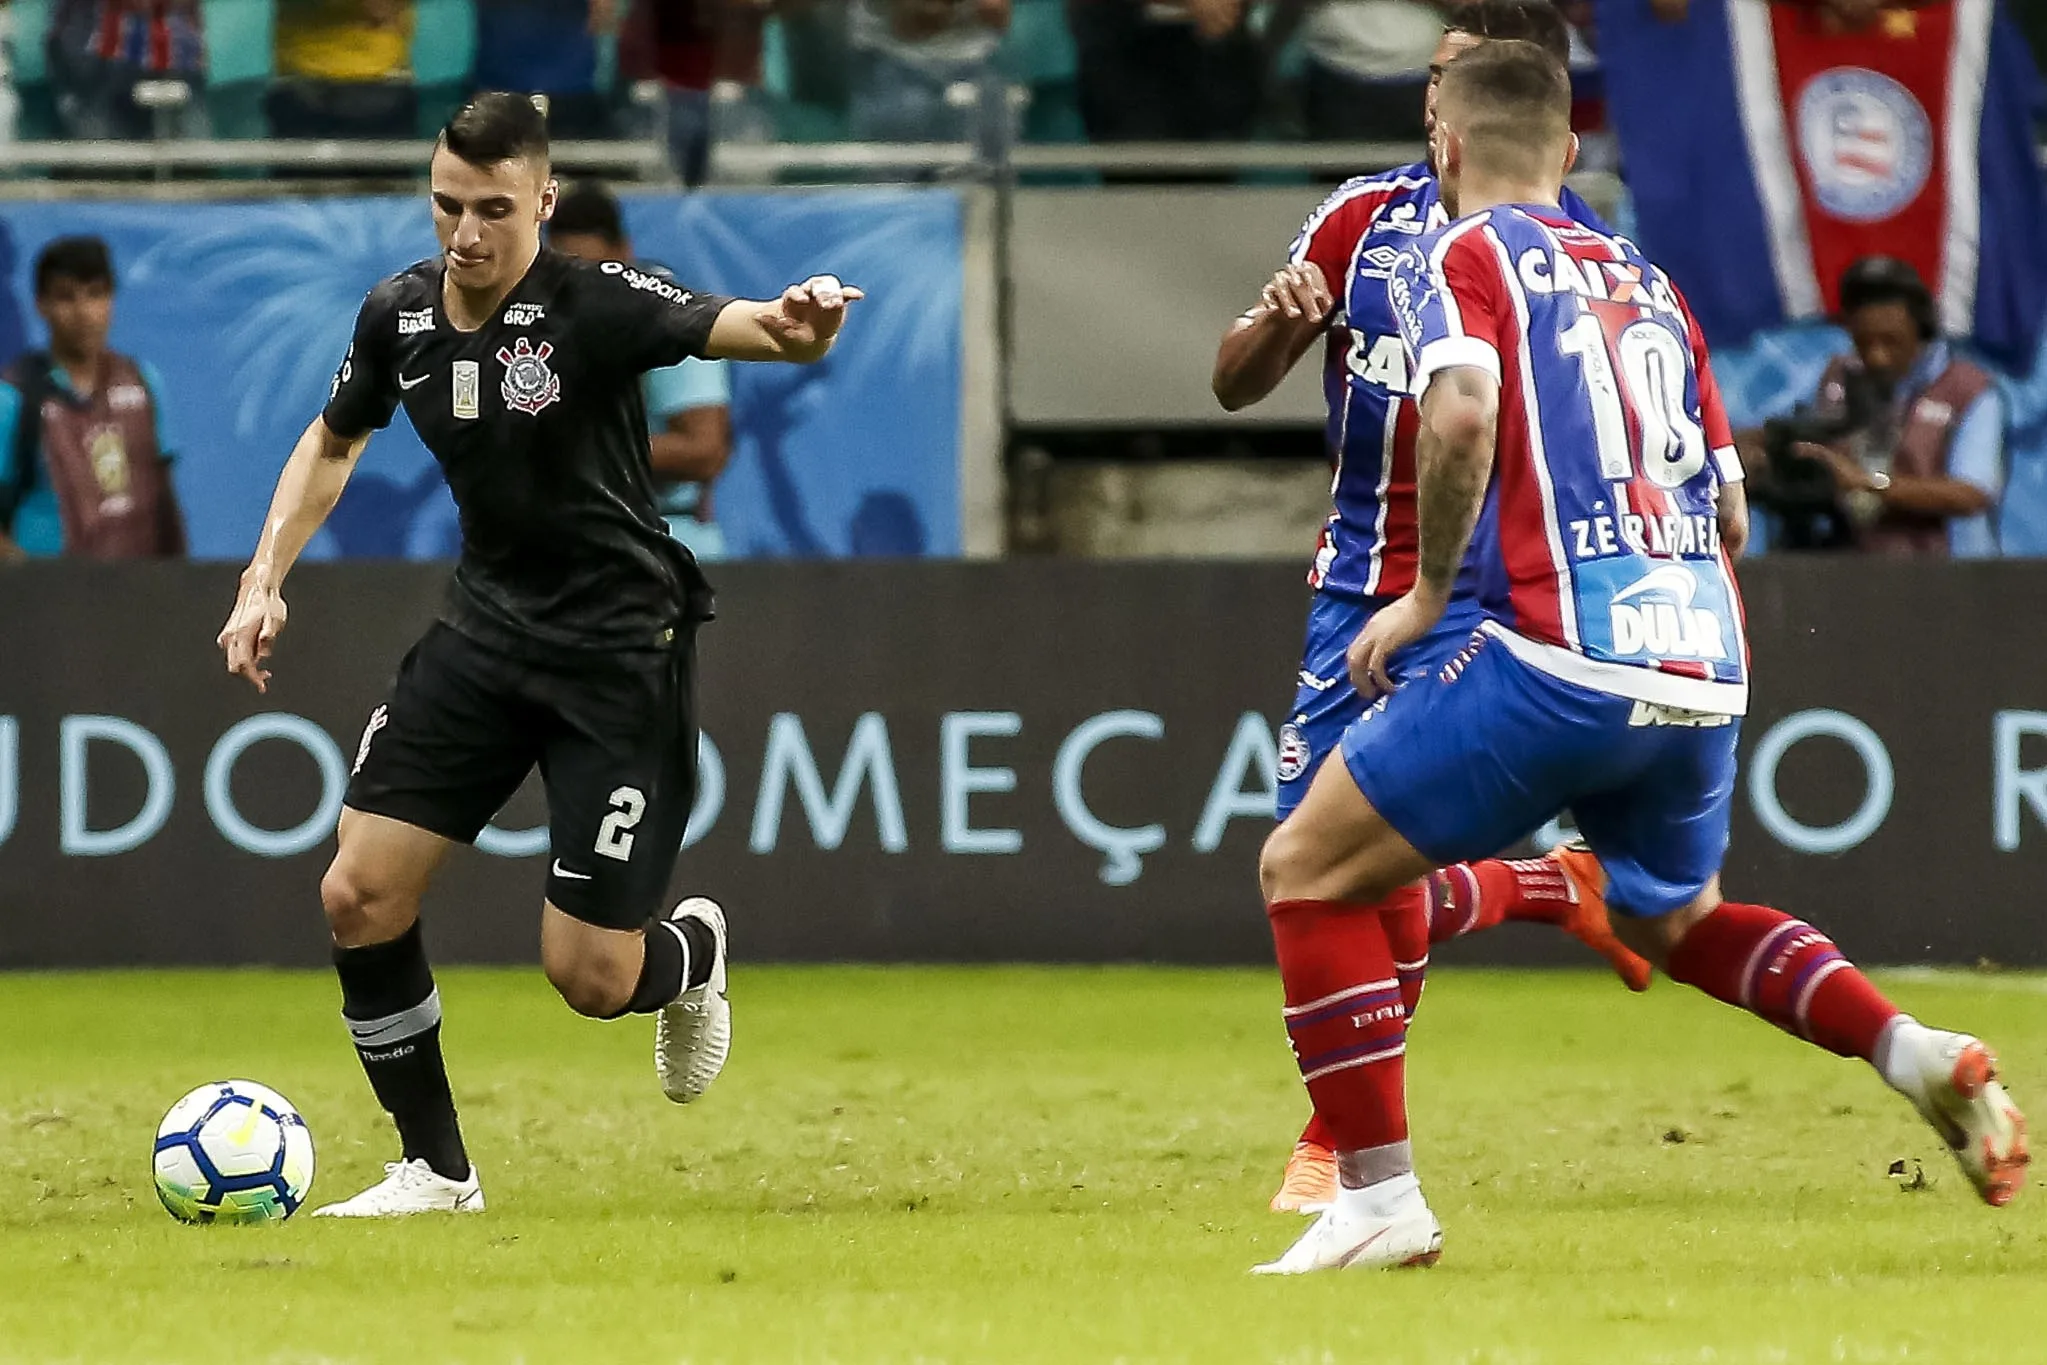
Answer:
[{"xmin": 1414, "ymin": 368, "xmax": 1499, "ymax": 600}]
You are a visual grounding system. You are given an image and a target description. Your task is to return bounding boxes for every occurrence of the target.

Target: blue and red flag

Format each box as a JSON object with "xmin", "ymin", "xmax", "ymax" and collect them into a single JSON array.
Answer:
[{"xmin": 1597, "ymin": 0, "xmax": 2047, "ymax": 368}]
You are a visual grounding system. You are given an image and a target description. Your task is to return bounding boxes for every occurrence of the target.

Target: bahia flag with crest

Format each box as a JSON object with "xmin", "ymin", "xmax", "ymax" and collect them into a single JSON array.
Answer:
[{"xmin": 1597, "ymin": 0, "xmax": 2047, "ymax": 367}]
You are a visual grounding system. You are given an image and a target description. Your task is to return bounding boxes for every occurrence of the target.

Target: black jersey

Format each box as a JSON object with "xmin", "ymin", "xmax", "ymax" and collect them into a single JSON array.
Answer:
[{"xmin": 324, "ymin": 249, "xmax": 734, "ymax": 660}]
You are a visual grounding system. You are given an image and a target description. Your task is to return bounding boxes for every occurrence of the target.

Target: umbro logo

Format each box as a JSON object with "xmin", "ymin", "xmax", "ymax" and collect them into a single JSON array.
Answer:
[{"xmin": 1356, "ymin": 244, "xmax": 1405, "ymax": 280}]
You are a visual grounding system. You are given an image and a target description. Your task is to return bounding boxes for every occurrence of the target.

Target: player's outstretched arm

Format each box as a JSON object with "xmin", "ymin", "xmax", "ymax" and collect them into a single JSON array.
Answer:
[
  {"xmin": 216, "ymin": 417, "xmax": 370, "ymax": 693},
  {"xmin": 1349, "ymin": 367, "xmax": 1499, "ymax": 695},
  {"xmin": 705, "ymin": 275, "xmax": 864, "ymax": 365},
  {"xmin": 1212, "ymin": 262, "xmax": 1331, "ymax": 411}
]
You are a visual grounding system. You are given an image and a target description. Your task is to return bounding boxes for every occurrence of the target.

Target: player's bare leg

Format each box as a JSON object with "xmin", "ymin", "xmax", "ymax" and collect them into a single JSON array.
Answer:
[
  {"xmin": 1609, "ymin": 881, "xmax": 2029, "ymax": 1207},
  {"xmin": 313, "ymin": 809, "xmax": 484, "ymax": 1217},
  {"xmin": 1253, "ymin": 758, "xmax": 1446, "ymax": 1272},
  {"xmin": 538, "ymin": 896, "xmax": 731, "ymax": 1103}
]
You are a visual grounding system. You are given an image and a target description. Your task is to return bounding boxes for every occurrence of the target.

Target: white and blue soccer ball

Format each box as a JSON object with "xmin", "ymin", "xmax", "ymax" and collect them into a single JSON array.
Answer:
[{"xmin": 152, "ymin": 1080, "xmax": 315, "ymax": 1224}]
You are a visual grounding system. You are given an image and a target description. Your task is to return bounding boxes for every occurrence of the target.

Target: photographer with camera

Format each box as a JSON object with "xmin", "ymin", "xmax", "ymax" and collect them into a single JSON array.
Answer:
[{"xmin": 1737, "ymin": 256, "xmax": 2003, "ymax": 555}]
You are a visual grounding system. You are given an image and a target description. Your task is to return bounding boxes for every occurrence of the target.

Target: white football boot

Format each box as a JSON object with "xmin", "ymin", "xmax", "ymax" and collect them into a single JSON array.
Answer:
[
  {"xmin": 311, "ymin": 1158, "xmax": 484, "ymax": 1218},
  {"xmin": 1253, "ymin": 1177, "xmax": 1444, "ymax": 1274},
  {"xmin": 1888, "ymin": 1025, "xmax": 2029, "ymax": 1207},
  {"xmin": 655, "ymin": 897, "xmax": 731, "ymax": 1103}
]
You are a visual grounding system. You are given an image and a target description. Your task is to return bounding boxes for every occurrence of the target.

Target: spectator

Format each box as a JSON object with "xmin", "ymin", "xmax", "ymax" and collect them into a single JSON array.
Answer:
[
  {"xmin": 0, "ymin": 238, "xmax": 186, "ymax": 562},
  {"xmin": 547, "ymin": 183, "xmax": 734, "ymax": 559},
  {"xmin": 620, "ymin": 0, "xmax": 777, "ymax": 187},
  {"xmin": 847, "ymin": 0, "xmax": 1009, "ymax": 144},
  {"xmin": 475, "ymin": 0, "xmax": 620, "ymax": 139},
  {"xmin": 47, "ymin": 0, "xmax": 207, "ymax": 140},
  {"xmin": 1066, "ymin": 0, "xmax": 1259, "ymax": 144},
  {"xmin": 1265, "ymin": 0, "xmax": 1441, "ymax": 142},
  {"xmin": 268, "ymin": 0, "xmax": 418, "ymax": 139},
  {"xmin": 1739, "ymin": 257, "xmax": 2003, "ymax": 556}
]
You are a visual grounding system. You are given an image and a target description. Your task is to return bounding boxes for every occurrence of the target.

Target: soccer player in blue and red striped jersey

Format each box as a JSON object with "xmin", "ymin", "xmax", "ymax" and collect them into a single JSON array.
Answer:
[
  {"xmin": 1213, "ymin": 0, "xmax": 1654, "ymax": 1216},
  {"xmin": 1252, "ymin": 39, "xmax": 2027, "ymax": 1275}
]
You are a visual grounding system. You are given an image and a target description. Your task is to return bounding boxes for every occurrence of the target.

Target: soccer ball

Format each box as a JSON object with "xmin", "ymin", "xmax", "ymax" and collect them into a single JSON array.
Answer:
[{"xmin": 152, "ymin": 1080, "xmax": 315, "ymax": 1224}]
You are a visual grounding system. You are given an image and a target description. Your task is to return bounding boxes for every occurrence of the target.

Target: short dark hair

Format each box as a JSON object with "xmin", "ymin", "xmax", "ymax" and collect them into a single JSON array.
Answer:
[
  {"xmin": 550, "ymin": 182, "xmax": 627, "ymax": 246},
  {"xmin": 1839, "ymin": 256, "xmax": 1938, "ymax": 338},
  {"xmin": 35, "ymin": 236, "xmax": 114, "ymax": 298},
  {"xmin": 1442, "ymin": 0, "xmax": 1573, "ymax": 66},
  {"xmin": 440, "ymin": 91, "xmax": 550, "ymax": 168},
  {"xmin": 1438, "ymin": 39, "xmax": 1574, "ymax": 173}
]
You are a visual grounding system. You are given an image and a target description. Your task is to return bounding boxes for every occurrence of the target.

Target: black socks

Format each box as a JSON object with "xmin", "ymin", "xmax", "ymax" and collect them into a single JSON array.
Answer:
[
  {"xmin": 616, "ymin": 913, "xmax": 717, "ymax": 1016},
  {"xmin": 333, "ymin": 922, "xmax": 470, "ymax": 1182}
]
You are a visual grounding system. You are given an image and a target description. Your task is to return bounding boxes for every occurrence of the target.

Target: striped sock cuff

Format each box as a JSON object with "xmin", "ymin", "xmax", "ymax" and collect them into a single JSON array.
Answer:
[{"xmin": 345, "ymin": 987, "xmax": 443, "ymax": 1050}]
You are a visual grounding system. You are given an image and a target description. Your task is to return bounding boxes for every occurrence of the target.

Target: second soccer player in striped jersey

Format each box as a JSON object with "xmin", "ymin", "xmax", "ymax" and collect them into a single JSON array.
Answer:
[
  {"xmin": 1253, "ymin": 39, "xmax": 2024, "ymax": 1275},
  {"xmin": 1212, "ymin": 0, "xmax": 1673, "ymax": 1215}
]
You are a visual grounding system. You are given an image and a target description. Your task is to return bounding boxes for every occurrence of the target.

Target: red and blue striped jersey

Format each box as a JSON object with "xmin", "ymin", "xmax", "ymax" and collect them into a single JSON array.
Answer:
[
  {"xmin": 1391, "ymin": 204, "xmax": 1749, "ymax": 715},
  {"xmin": 1287, "ymin": 165, "xmax": 1605, "ymax": 600}
]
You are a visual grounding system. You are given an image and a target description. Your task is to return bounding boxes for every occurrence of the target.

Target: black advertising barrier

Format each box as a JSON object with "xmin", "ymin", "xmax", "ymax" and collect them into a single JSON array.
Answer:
[{"xmin": 0, "ymin": 559, "xmax": 2043, "ymax": 969}]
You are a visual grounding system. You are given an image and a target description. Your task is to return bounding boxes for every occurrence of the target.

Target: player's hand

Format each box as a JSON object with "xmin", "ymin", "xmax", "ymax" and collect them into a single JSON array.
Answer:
[
  {"xmin": 762, "ymin": 275, "xmax": 866, "ymax": 352},
  {"xmin": 1347, "ymin": 592, "xmax": 1444, "ymax": 700},
  {"xmin": 218, "ymin": 575, "xmax": 289, "ymax": 693},
  {"xmin": 1258, "ymin": 262, "xmax": 1333, "ymax": 327}
]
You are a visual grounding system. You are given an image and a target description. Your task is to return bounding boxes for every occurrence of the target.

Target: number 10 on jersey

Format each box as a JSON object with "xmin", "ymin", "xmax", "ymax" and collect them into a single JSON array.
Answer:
[{"xmin": 1557, "ymin": 309, "xmax": 1707, "ymax": 490}]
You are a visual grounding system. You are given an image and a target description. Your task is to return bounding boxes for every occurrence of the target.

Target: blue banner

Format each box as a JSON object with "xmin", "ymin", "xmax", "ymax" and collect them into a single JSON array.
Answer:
[
  {"xmin": 0, "ymin": 188, "xmax": 963, "ymax": 561},
  {"xmin": 1598, "ymin": 0, "xmax": 2047, "ymax": 368}
]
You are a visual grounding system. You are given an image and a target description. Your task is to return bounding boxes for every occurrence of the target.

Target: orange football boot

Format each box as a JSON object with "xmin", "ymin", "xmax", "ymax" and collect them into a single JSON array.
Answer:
[
  {"xmin": 1549, "ymin": 843, "xmax": 1654, "ymax": 992},
  {"xmin": 1269, "ymin": 1139, "xmax": 1338, "ymax": 1214}
]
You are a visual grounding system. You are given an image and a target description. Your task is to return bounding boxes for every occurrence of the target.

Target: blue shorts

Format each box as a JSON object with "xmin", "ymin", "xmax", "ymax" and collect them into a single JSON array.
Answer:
[
  {"xmin": 1339, "ymin": 630, "xmax": 1740, "ymax": 918},
  {"xmin": 1275, "ymin": 590, "xmax": 1485, "ymax": 821}
]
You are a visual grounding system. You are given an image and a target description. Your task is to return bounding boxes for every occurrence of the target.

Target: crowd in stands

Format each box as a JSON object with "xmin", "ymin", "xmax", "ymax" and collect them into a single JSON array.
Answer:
[{"xmin": 1, "ymin": 1, "xmax": 2040, "ymax": 168}]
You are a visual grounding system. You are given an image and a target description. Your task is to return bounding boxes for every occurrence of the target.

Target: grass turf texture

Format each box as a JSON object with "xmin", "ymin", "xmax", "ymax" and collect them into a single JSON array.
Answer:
[{"xmin": 2, "ymin": 966, "xmax": 2044, "ymax": 1364}]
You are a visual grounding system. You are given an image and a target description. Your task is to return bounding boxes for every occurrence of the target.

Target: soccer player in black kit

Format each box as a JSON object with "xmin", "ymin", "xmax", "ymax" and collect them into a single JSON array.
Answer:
[{"xmin": 215, "ymin": 94, "xmax": 861, "ymax": 1217}]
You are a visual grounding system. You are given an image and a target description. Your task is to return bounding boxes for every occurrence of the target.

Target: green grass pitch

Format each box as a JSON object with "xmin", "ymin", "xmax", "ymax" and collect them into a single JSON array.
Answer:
[{"xmin": 2, "ymin": 964, "xmax": 2044, "ymax": 1363}]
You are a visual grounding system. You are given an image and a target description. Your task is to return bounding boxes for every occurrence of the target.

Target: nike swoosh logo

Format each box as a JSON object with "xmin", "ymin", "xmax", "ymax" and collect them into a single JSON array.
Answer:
[
  {"xmin": 398, "ymin": 373, "xmax": 430, "ymax": 390},
  {"xmin": 551, "ymin": 860, "xmax": 592, "ymax": 881}
]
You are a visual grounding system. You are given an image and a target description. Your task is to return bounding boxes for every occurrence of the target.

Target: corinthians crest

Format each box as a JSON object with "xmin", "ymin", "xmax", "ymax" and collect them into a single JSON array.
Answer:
[{"xmin": 496, "ymin": 336, "xmax": 561, "ymax": 415}]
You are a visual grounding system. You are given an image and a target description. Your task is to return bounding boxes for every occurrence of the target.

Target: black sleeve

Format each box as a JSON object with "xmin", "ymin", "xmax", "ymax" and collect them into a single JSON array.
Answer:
[
  {"xmin": 321, "ymin": 283, "xmax": 403, "ymax": 438},
  {"xmin": 580, "ymin": 261, "xmax": 736, "ymax": 374}
]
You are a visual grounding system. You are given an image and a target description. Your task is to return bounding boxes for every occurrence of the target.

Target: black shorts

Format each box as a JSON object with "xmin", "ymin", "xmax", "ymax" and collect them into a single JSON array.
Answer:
[{"xmin": 345, "ymin": 622, "xmax": 698, "ymax": 930}]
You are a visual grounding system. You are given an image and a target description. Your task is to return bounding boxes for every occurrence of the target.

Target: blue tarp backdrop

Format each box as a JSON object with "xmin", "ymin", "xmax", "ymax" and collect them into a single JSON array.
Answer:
[{"xmin": 0, "ymin": 188, "xmax": 964, "ymax": 561}]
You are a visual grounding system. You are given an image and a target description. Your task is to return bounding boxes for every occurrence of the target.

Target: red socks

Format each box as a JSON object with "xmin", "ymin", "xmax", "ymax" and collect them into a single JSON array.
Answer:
[
  {"xmin": 1269, "ymin": 892, "xmax": 1419, "ymax": 1153},
  {"xmin": 1291, "ymin": 895, "xmax": 1900, "ymax": 1156},
  {"xmin": 1294, "ymin": 893, "xmax": 1431, "ymax": 1153},
  {"xmin": 1383, "ymin": 896, "xmax": 1431, "ymax": 1020},
  {"xmin": 1666, "ymin": 901, "xmax": 1899, "ymax": 1060},
  {"xmin": 1424, "ymin": 858, "xmax": 1576, "ymax": 943}
]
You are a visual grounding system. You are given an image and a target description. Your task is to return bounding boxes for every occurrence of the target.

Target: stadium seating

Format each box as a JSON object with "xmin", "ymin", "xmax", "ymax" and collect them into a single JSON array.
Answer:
[{"xmin": 412, "ymin": 0, "xmax": 480, "ymax": 135}]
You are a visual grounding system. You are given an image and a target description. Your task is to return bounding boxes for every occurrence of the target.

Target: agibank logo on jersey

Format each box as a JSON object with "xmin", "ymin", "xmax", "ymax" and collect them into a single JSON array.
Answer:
[
  {"xmin": 496, "ymin": 336, "xmax": 561, "ymax": 415},
  {"xmin": 1575, "ymin": 557, "xmax": 1734, "ymax": 665}
]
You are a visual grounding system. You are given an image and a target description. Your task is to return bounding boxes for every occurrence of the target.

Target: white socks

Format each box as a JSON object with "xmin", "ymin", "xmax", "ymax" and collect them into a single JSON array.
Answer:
[
  {"xmin": 1875, "ymin": 1014, "xmax": 1929, "ymax": 1096},
  {"xmin": 1335, "ymin": 1170, "xmax": 1426, "ymax": 1222}
]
